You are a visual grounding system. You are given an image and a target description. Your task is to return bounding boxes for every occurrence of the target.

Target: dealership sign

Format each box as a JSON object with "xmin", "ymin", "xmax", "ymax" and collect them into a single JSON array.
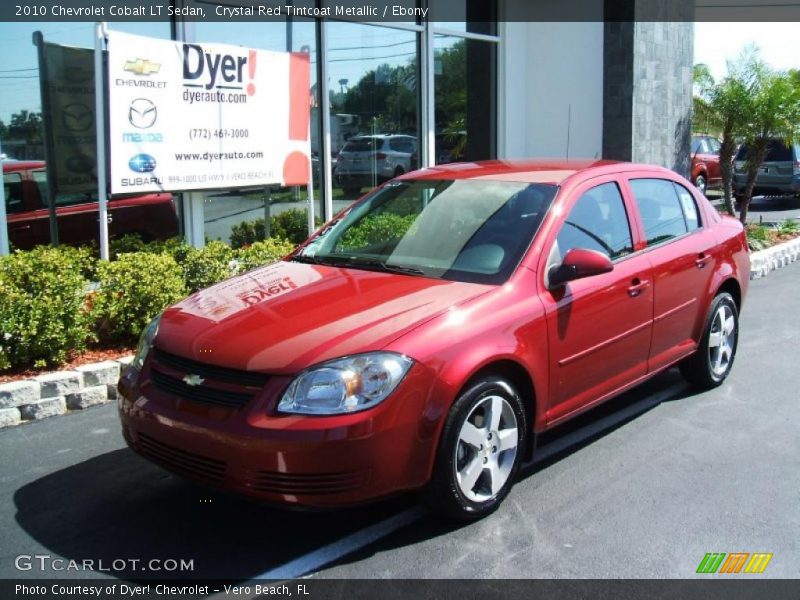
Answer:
[{"xmin": 107, "ymin": 31, "xmax": 311, "ymax": 194}]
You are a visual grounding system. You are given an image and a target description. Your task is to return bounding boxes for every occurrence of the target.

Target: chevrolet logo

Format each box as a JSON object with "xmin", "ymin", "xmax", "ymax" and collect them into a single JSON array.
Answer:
[
  {"xmin": 124, "ymin": 59, "xmax": 161, "ymax": 76},
  {"xmin": 182, "ymin": 374, "xmax": 205, "ymax": 387}
]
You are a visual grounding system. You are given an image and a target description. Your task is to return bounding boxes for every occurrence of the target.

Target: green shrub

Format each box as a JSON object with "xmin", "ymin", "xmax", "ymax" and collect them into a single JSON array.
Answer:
[
  {"xmin": 110, "ymin": 233, "xmax": 149, "ymax": 258},
  {"xmin": 0, "ymin": 246, "xmax": 93, "ymax": 370},
  {"xmin": 230, "ymin": 209, "xmax": 322, "ymax": 248},
  {"xmin": 338, "ymin": 213, "xmax": 416, "ymax": 251},
  {"xmin": 93, "ymin": 252, "xmax": 187, "ymax": 342},
  {"xmin": 236, "ymin": 238, "xmax": 296, "ymax": 272},
  {"xmin": 230, "ymin": 219, "xmax": 261, "ymax": 248},
  {"xmin": 180, "ymin": 240, "xmax": 236, "ymax": 293}
]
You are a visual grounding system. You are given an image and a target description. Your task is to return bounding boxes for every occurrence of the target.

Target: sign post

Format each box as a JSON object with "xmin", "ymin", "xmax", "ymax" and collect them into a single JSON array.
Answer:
[
  {"xmin": 94, "ymin": 22, "xmax": 110, "ymax": 260},
  {"xmin": 0, "ymin": 138, "xmax": 9, "ymax": 256}
]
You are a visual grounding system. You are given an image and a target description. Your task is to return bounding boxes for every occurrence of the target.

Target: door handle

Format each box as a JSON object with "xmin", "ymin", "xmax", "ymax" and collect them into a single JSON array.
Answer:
[
  {"xmin": 10, "ymin": 224, "xmax": 31, "ymax": 231},
  {"xmin": 627, "ymin": 278, "xmax": 650, "ymax": 298},
  {"xmin": 96, "ymin": 215, "xmax": 113, "ymax": 224},
  {"xmin": 696, "ymin": 253, "xmax": 712, "ymax": 269}
]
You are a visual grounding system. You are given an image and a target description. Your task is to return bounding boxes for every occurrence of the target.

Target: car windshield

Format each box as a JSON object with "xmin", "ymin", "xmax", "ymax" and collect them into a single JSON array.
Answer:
[
  {"xmin": 736, "ymin": 140, "xmax": 793, "ymax": 161},
  {"xmin": 296, "ymin": 179, "xmax": 557, "ymax": 285}
]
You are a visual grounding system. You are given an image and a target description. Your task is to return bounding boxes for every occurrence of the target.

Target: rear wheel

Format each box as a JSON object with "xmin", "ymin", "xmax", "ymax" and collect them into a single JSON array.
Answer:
[
  {"xmin": 680, "ymin": 292, "xmax": 739, "ymax": 389},
  {"xmin": 424, "ymin": 376, "xmax": 527, "ymax": 520},
  {"xmin": 694, "ymin": 173, "xmax": 707, "ymax": 195}
]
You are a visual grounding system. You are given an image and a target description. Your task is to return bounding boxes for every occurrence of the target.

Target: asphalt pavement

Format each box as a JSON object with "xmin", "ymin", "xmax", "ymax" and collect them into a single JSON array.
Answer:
[{"xmin": 0, "ymin": 263, "xmax": 798, "ymax": 581}]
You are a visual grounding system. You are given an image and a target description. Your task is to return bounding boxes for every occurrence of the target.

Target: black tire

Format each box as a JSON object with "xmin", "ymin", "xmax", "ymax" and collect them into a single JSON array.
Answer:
[
  {"xmin": 694, "ymin": 174, "xmax": 707, "ymax": 195},
  {"xmin": 423, "ymin": 375, "xmax": 527, "ymax": 521},
  {"xmin": 393, "ymin": 166, "xmax": 405, "ymax": 178},
  {"xmin": 679, "ymin": 292, "xmax": 739, "ymax": 389}
]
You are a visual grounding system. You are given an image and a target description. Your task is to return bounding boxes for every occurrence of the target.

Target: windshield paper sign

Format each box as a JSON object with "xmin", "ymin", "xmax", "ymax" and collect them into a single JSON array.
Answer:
[{"xmin": 107, "ymin": 30, "xmax": 311, "ymax": 194}]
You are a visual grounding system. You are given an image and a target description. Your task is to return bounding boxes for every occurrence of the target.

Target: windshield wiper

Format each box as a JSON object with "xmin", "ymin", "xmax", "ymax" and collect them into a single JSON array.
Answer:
[
  {"xmin": 290, "ymin": 254, "xmax": 322, "ymax": 264},
  {"xmin": 322, "ymin": 256, "xmax": 426, "ymax": 276}
]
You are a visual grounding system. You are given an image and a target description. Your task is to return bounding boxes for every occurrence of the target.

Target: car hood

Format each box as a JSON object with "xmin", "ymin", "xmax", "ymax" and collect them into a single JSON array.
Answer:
[{"xmin": 155, "ymin": 260, "xmax": 491, "ymax": 374}]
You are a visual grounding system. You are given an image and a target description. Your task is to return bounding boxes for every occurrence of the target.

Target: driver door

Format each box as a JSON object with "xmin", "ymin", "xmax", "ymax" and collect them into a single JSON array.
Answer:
[{"xmin": 540, "ymin": 178, "xmax": 654, "ymax": 425}]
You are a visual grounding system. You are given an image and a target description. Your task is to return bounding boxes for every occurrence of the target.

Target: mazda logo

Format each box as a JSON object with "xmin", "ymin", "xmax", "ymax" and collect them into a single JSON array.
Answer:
[
  {"xmin": 129, "ymin": 98, "xmax": 157, "ymax": 129},
  {"xmin": 62, "ymin": 103, "xmax": 93, "ymax": 132}
]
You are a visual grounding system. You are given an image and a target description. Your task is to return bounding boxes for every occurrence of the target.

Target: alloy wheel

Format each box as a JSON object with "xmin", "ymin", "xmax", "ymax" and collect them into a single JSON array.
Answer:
[
  {"xmin": 708, "ymin": 303, "xmax": 736, "ymax": 378},
  {"xmin": 454, "ymin": 394, "xmax": 519, "ymax": 503}
]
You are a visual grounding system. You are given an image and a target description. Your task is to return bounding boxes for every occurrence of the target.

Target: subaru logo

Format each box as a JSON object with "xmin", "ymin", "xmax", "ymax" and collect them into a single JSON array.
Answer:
[
  {"xmin": 182, "ymin": 374, "xmax": 205, "ymax": 387},
  {"xmin": 128, "ymin": 98, "xmax": 157, "ymax": 129},
  {"xmin": 128, "ymin": 154, "xmax": 157, "ymax": 173}
]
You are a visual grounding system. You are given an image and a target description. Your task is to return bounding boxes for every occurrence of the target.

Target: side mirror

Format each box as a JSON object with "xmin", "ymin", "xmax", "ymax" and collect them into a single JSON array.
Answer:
[{"xmin": 548, "ymin": 248, "xmax": 613, "ymax": 288}]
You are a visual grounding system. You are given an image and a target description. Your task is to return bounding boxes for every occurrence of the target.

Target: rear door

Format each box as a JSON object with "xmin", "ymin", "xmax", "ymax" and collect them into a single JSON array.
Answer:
[
  {"xmin": 3, "ymin": 169, "xmax": 35, "ymax": 249},
  {"xmin": 625, "ymin": 177, "xmax": 717, "ymax": 371},
  {"xmin": 540, "ymin": 177, "xmax": 654, "ymax": 424}
]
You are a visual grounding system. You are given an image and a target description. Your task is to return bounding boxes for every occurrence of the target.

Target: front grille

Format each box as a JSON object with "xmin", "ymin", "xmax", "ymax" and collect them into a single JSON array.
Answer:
[
  {"xmin": 152, "ymin": 348, "xmax": 270, "ymax": 387},
  {"xmin": 137, "ymin": 433, "xmax": 226, "ymax": 484},
  {"xmin": 150, "ymin": 369, "xmax": 254, "ymax": 408},
  {"xmin": 246, "ymin": 470, "xmax": 369, "ymax": 495}
]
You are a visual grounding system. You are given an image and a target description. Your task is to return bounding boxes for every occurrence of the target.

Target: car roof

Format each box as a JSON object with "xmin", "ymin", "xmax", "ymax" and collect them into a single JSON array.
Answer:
[
  {"xmin": 2, "ymin": 160, "xmax": 45, "ymax": 172},
  {"xmin": 349, "ymin": 134, "xmax": 414, "ymax": 140},
  {"xmin": 399, "ymin": 159, "xmax": 677, "ymax": 185}
]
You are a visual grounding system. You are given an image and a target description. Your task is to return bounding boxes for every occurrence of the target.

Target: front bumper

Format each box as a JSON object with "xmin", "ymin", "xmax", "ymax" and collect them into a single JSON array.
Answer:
[{"xmin": 117, "ymin": 358, "xmax": 439, "ymax": 508}]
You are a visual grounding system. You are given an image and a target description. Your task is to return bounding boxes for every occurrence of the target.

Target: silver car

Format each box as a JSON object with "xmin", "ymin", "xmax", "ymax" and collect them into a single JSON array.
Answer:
[
  {"xmin": 335, "ymin": 134, "xmax": 417, "ymax": 196},
  {"xmin": 734, "ymin": 138, "xmax": 800, "ymax": 198}
]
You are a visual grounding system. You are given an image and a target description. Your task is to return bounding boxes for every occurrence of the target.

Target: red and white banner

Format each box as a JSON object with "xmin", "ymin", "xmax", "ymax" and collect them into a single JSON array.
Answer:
[{"xmin": 106, "ymin": 30, "xmax": 310, "ymax": 194}]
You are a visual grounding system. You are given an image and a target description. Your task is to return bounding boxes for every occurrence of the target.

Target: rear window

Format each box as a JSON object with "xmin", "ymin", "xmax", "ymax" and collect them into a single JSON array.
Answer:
[
  {"xmin": 736, "ymin": 140, "xmax": 794, "ymax": 162},
  {"xmin": 342, "ymin": 138, "xmax": 379, "ymax": 152}
]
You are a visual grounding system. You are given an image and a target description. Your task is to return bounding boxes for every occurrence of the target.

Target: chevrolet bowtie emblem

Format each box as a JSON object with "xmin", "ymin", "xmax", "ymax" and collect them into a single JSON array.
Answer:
[
  {"xmin": 124, "ymin": 59, "xmax": 161, "ymax": 76},
  {"xmin": 182, "ymin": 374, "xmax": 205, "ymax": 386}
]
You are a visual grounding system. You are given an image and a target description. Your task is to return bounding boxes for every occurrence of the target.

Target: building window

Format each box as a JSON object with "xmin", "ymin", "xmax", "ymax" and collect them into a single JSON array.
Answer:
[
  {"xmin": 434, "ymin": 35, "xmax": 496, "ymax": 164},
  {"xmin": 326, "ymin": 22, "xmax": 419, "ymax": 201}
]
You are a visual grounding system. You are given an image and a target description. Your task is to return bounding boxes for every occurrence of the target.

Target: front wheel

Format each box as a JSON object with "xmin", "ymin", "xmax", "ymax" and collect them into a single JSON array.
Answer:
[
  {"xmin": 424, "ymin": 376, "xmax": 527, "ymax": 520},
  {"xmin": 680, "ymin": 292, "xmax": 739, "ymax": 389}
]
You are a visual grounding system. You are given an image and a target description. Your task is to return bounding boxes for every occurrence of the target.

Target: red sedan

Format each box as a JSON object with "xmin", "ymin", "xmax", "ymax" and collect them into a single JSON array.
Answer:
[{"xmin": 118, "ymin": 160, "xmax": 749, "ymax": 520}]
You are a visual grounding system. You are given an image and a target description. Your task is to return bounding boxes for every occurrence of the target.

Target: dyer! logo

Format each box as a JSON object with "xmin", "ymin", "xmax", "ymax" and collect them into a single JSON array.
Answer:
[
  {"xmin": 182, "ymin": 44, "xmax": 257, "ymax": 96},
  {"xmin": 696, "ymin": 552, "xmax": 773, "ymax": 574}
]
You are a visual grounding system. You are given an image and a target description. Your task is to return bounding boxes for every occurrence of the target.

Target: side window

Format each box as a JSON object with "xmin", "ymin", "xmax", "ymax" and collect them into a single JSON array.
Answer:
[
  {"xmin": 32, "ymin": 170, "xmax": 48, "ymax": 208},
  {"xmin": 556, "ymin": 182, "xmax": 633, "ymax": 261},
  {"xmin": 630, "ymin": 179, "xmax": 689, "ymax": 246},
  {"xmin": 708, "ymin": 138, "xmax": 721, "ymax": 154},
  {"xmin": 673, "ymin": 183, "xmax": 702, "ymax": 231},
  {"xmin": 3, "ymin": 173, "xmax": 24, "ymax": 214}
]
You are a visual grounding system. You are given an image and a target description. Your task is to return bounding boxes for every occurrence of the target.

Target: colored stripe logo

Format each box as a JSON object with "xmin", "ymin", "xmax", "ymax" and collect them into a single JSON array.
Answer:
[{"xmin": 697, "ymin": 552, "xmax": 773, "ymax": 574}]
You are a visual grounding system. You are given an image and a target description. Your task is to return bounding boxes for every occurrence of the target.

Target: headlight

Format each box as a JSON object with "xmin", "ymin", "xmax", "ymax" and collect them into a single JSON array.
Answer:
[
  {"xmin": 131, "ymin": 314, "xmax": 161, "ymax": 371},
  {"xmin": 277, "ymin": 352, "xmax": 414, "ymax": 415}
]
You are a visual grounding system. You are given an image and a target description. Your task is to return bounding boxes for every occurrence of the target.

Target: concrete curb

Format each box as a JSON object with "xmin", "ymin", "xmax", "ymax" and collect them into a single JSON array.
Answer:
[
  {"xmin": 0, "ymin": 356, "xmax": 132, "ymax": 430},
  {"xmin": 749, "ymin": 236, "xmax": 800, "ymax": 280}
]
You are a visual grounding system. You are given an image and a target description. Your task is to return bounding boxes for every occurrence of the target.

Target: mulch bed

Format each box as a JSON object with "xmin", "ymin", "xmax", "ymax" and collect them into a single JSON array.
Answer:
[{"xmin": 0, "ymin": 345, "xmax": 134, "ymax": 384}]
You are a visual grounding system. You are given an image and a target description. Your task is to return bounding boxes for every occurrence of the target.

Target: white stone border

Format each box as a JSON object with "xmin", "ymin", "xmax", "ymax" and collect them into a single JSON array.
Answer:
[
  {"xmin": 749, "ymin": 236, "xmax": 800, "ymax": 280},
  {"xmin": 0, "ymin": 356, "xmax": 133, "ymax": 429}
]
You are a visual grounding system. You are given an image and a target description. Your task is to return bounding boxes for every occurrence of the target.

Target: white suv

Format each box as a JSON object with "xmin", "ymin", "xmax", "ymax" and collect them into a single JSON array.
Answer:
[{"xmin": 335, "ymin": 135, "xmax": 417, "ymax": 196}]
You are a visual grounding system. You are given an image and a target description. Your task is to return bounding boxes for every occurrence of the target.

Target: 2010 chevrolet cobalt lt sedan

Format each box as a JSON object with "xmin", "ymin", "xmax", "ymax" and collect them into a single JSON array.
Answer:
[{"xmin": 118, "ymin": 160, "xmax": 749, "ymax": 520}]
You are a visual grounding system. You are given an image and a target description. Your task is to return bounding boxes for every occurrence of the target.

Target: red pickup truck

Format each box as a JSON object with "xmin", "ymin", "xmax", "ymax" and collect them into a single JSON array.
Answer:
[{"xmin": 3, "ymin": 160, "xmax": 179, "ymax": 251}]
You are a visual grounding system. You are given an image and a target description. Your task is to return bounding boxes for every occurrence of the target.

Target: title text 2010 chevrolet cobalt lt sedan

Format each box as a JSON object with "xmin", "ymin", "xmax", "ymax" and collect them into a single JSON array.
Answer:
[{"xmin": 118, "ymin": 160, "xmax": 749, "ymax": 520}]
